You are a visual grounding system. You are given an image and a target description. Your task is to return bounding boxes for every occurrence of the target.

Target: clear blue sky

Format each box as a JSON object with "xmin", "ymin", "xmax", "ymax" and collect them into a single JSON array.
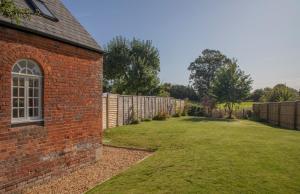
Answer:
[{"xmin": 62, "ymin": 0, "xmax": 300, "ymax": 90}]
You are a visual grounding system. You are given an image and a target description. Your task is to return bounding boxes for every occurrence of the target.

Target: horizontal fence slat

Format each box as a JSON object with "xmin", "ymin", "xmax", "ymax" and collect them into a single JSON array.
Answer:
[
  {"xmin": 253, "ymin": 101, "xmax": 300, "ymax": 130},
  {"xmin": 102, "ymin": 93, "xmax": 184, "ymax": 129}
]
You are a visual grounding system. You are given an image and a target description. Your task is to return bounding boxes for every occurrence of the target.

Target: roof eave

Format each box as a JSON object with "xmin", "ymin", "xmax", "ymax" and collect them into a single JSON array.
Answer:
[{"xmin": 0, "ymin": 20, "xmax": 104, "ymax": 54}]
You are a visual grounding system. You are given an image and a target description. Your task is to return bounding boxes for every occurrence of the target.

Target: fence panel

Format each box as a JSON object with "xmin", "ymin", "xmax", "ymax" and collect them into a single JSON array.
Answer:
[
  {"xmin": 253, "ymin": 101, "xmax": 300, "ymax": 130},
  {"xmin": 102, "ymin": 95, "xmax": 107, "ymax": 130},
  {"xmin": 280, "ymin": 102, "xmax": 295, "ymax": 129},
  {"xmin": 118, "ymin": 96, "xmax": 123, "ymax": 126},
  {"xmin": 107, "ymin": 94, "xmax": 118, "ymax": 128},
  {"xmin": 260, "ymin": 104, "xmax": 268, "ymax": 120},
  {"xmin": 296, "ymin": 102, "xmax": 300, "ymax": 130},
  {"xmin": 102, "ymin": 93, "xmax": 185, "ymax": 129},
  {"xmin": 268, "ymin": 103, "xmax": 280, "ymax": 125}
]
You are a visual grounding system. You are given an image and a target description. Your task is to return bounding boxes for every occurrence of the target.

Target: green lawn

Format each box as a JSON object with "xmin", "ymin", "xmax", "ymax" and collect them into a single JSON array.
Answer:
[{"xmin": 88, "ymin": 117, "xmax": 300, "ymax": 194}]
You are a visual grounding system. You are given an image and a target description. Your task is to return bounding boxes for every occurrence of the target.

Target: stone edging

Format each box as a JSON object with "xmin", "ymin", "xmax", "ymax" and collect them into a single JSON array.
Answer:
[
  {"xmin": 84, "ymin": 145, "xmax": 154, "ymax": 194},
  {"xmin": 103, "ymin": 144, "xmax": 156, "ymax": 152}
]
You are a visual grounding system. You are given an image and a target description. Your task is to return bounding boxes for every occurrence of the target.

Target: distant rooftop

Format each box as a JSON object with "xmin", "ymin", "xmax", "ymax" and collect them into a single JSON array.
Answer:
[{"xmin": 0, "ymin": 0, "xmax": 103, "ymax": 53}]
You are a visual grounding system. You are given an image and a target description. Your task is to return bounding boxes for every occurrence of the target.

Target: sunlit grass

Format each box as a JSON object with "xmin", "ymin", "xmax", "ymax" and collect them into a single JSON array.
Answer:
[
  {"xmin": 217, "ymin": 101, "xmax": 254, "ymax": 110},
  {"xmin": 88, "ymin": 117, "xmax": 300, "ymax": 194}
]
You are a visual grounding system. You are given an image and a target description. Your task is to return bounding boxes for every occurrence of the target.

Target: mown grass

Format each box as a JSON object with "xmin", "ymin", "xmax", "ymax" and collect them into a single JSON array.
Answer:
[{"xmin": 88, "ymin": 117, "xmax": 300, "ymax": 194}]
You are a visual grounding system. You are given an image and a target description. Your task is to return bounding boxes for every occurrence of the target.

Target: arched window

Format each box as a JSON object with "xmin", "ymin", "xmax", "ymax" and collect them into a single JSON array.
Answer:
[{"xmin": 12, "ymin": 60, "xmax": 43, "ymax": 123}]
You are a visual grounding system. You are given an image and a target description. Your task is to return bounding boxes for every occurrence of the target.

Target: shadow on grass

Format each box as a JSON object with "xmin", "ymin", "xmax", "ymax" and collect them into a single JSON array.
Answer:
[
  {"xmin": 248, "ymin": 117, "xmax": 300, "ymax": 132},
  {"xmin": 182, "ymin": 117, "xmax": 237, "ymax": 122}
]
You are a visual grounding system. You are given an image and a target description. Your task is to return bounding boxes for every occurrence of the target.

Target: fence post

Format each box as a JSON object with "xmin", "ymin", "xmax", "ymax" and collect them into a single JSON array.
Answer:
[
  {"xmin": 259, "ymin": 104, "xmax": 261, "ymax": 119},
  {"xmin": 106, "ymin": 93, "xmax": 109, "ymax": 129},
  {"xmin": 153, "ymin": 97, "xmax": 155, "ymax": 117},
  {"xmin": 179, "ymin": 100, "xmax": 182, "ymax": 114},
  {"xmin": 154, "ymin": 97, "xmax": 156, "ymax": 116},
  {"xmin": 116, "ymin": 95, "xmax": 119, "ymax": 126},
  {"xmin": 144, "ymin": 97, "xmax": 147, "ymax": 119},
  {"xmin": 122, "ymin": 96, "xmax": 125, "ymax": 125},
  {"xmin": 144, "ymin": 97, "xmax": 146, "ymax": 119},
  {"xmin": 137, "ymin": 96, "xmax": 139, "ymax": 120},
  {"xmin": 267, "ymin": 103, "xmax": 269, "ymax": 122},
  {"xmin": 294, "ymin": 101, "xmax": 298, "ymax": 130},
  {"xmin": 278, "ymin": 102, "xmax": 281, "ymax": 127}
]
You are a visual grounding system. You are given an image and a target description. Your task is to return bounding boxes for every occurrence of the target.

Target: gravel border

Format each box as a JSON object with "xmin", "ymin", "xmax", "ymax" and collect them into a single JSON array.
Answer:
[{"xmin": 24, "ymin": 145, "xmax": 152, "ymax": 194}]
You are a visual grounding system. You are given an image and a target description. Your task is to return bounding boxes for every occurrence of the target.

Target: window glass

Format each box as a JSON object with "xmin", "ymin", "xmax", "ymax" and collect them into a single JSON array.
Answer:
[
  {"xmin": 13, "ymin": 65, "xmax": 20, "ymax": 73},
  {"xmin": 13, "ymin": 88, "xmax": 18, "ymax": 97},
  {"xmin": 13, "ymin": 109, "xmax": 18, "ymax": 118},
  {"xmin": 19, "ymin": 98, "xmax": 24, "ymax": 107},
  {"xmin": 29, "ymin": 79, "xmax": 34, "ymax": 87},
  {"xmin": 19, "ymin": 88, "xmax": 25, "ymax": 97},
  {"xmin": 13, "ymin": 98, "xmax": 18, "ymax": 107},
  {"xmin": 34, "ymin": 98, "xmax": 39, "ymax": 107},
  {"xmin": 11, "ymin": 60, "xmax": 43, "ymax": 123},
  {"xmin": 19, "ymin": 61, "xmax": 26, "ymax": 69},
  {"xmin": 34, "ymin": 80, "xmax": 39, "ymax": 87},
  {"xmin": 31, "ymin": 0, "xmax": 57, "ymax": 20},
  {"xmin": 34, "ymin": 89, "xmax": 39, "ymax": 97},
  {"xmin": 13, "ymin": 77, "xmax": 18, "ymax": 86},
  {"xmin": 29, "ymin": 108, "xmax": 33, "ymax": 117},
  {"xmin": 34, "ymin": 108, "xmax": 39, "ymax": 117},
  {"xmin": 29, "ymin": 98, "xmax": 33, "ymax": 107},
  {"xmin": 19, "ymin": 109, "xmax": 25, "ymax": 118},
  {"xmin": 21, "ymin": 69, "xmax": 27, "ymax": 74},
  {"xmin": 19, "ymin": 78, "xmax": 25, "ymax": 87},
  {"xmin": 29, "ymin": 88, "xmax": 33, "ymax": 97}
]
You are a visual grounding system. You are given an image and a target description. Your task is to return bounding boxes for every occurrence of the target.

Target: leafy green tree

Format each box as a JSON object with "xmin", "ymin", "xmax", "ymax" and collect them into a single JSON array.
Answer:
[
  {"xmin": 104, "ymin": 36, "xmax": 160, "ymax": 95},
  {"xmin": 260, "ymin": 84, "xmax": 298, "ymax": 102},
  {"xmin": 211, "ymin": 61, "xmax": 252, "ymax": 118},
  {"xmin": 249, "ymin": 89, "xmax": 264, "ymax": 102},
  {"xmin": 188, "ymin": 49, "xmax": 230, "ymax": 99},
  {"xmin": 0, "ymin": 0, "xmax": 31, "ymax": 23},
  {"xmin": 169, "ymin": 84, "xmax": 199, "ymax": 101},
  {"xmin": 157, "ymin": 83, "xmax": 171, "ymax": 97}
]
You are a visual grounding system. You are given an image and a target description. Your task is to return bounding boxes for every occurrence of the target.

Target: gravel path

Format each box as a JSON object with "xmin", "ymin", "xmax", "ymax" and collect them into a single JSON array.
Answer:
[{"xmin": 24, "ymin": 146, "xmax": 152, "ymax": 194}]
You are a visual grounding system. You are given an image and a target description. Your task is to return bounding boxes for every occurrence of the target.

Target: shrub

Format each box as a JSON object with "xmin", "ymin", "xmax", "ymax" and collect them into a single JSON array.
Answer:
[
  {"xmin": 181, "ymin": 102, "xmax": 188, "ymax": 117},
  {"xmin": 142, "ymin": 118, "xmax": 152, "ymax": 122},
  {"xmin": 234, "ymin": 109, "xmax": 253, "ymax": 119},
  {"xmin": 130, "ymin": 110, "xmax": 139, "ymax": 124},
  {"xmin": 130, "ymin": 119, "xmax": 140, "ymax": 124},
  {"xmin": 153, "ymin": 112, "xmax": 169, "ymax": 121},
  {"xmin": 187, "ymin": 104, "xmax": 205, "ymax": 117},
  {"xmin": 172, "ymin": 113, "xmax": 181, "ymax": 117},
  {"xmin": 246, "ymin": 110, "xmax": 252, "ymax": 118},
  {"xmin": 241, "ymin": 109, "xmax": 252, "ymax": 119},
  {"xmin": 210, "ymin": 109, "xmax": 224, "ymax": 118}
]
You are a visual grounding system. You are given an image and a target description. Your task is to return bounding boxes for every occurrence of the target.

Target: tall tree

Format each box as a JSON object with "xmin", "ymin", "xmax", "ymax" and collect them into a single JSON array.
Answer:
[
  {"xmin": 249, "ymin": 89, "xmax": 264, "ymax": 102},
  {"xmin": 260, "ymin": 84, "xmax": 298, "ymax": 102},
  {"xmin": 169, "ymin": 84, "xmax": 199, "ymax": 101},
  {"xmin": 103, "ymin": 36, "xmax": 131, "ymax": 93},
  {"xmin": 188, "ymin": 49, "xmax": 230, "ymax": 99},
  {"xmin": 211, "ymin": 61, "xmax": 252, "ymax": 118},
  {"xmin": 0, "ymin": 0, "xmax": 31, "ymax": 23},
  {"xmin": 104, "ymin": 36, "xmax": 160, "ymax": 95},
  {"xmin": 157, "ymin": 83, "xmax": 172, "ymax": 97}
]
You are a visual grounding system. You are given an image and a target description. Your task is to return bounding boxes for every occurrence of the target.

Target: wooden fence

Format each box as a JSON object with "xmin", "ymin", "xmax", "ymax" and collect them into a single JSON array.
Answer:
[
  {"xmin": 253, "ymin": 101, "xmax": 300, "ymax": 130},
  {"xmin": 102, "ymin": 93, "xmax": 185, "ymax": 130}
]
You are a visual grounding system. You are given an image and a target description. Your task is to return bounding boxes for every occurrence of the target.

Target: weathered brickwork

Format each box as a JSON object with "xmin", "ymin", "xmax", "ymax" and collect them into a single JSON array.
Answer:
[{"xmin": 0, "ymin": 26, "xmax": 103, "ymax": 193}]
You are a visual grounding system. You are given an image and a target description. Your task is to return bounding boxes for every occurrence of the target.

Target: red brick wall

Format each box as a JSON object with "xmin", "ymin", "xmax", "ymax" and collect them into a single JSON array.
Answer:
[{"xmin": 0, "ymin": 26, "xmax": 103, "ymax": 192}]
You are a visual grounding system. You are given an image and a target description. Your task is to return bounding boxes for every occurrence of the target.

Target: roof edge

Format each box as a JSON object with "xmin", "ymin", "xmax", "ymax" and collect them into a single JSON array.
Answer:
[{"xmin": 0, "ymin": 20, "xmax": 104, "ymax": 54}]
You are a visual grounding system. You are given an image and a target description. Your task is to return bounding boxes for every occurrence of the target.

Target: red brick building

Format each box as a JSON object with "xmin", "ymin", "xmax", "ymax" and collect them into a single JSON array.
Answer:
[{"xmin": 0, "ymin": 0, "xmax": 103, "ymax": 192}]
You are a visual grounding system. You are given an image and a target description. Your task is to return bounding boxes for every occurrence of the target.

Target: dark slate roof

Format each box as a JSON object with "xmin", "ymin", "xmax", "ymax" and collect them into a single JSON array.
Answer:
[{"xmin": 0, "ymin": 0, "xmax": 103, "ymax": 53}]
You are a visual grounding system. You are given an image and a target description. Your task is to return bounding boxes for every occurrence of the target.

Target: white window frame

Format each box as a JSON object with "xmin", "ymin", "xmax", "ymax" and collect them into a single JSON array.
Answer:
[{"xmin": 11, "ymin": 60, "xmax": 43, "ymax": 124}]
